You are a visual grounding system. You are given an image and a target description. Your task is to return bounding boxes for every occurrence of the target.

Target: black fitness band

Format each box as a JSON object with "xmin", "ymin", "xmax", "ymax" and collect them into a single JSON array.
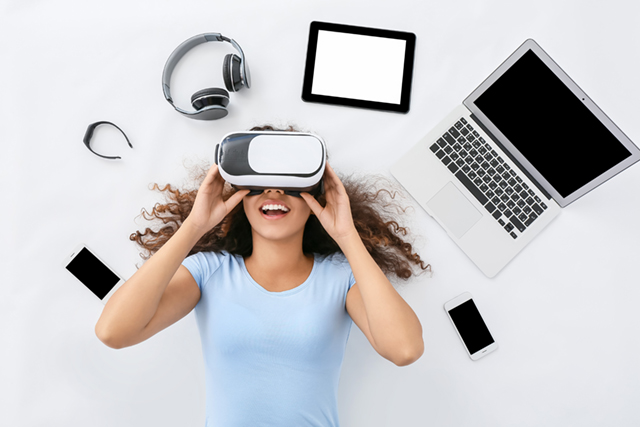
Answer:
[{"xmin": 83, "ymin": 121, "xmax": 133, "ymax": 160}]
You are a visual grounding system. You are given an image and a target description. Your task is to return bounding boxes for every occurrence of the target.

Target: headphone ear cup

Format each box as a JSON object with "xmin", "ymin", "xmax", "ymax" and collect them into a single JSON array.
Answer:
[
  {"xmin": 223, "ymin": 53, "xmax": 244, "ymax": 92},
  {"xmin": 190, "ymin": 88, "xmax": 230, "ymax": 110}
]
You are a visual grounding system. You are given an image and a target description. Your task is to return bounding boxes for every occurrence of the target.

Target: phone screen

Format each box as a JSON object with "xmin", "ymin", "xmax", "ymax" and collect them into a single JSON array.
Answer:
[
  {"xmin": 66, "ymin": 247, "xmax": 121, "ymax": 299},
  {"xmin": 448, "ymin": 299, "xmax": 495, "ymax": 355}
]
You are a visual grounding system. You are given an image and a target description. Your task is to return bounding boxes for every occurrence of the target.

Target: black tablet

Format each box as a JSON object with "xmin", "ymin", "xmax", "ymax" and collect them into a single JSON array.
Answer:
[{"xmin": 302, "ymin": 21, "xmax": 416, "ymax": 113}]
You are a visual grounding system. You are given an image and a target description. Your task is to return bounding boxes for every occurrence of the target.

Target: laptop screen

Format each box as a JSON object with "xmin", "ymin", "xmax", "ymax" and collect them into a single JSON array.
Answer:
[{"xmin": 473, "ymin": 49, "xmax": 632, "ymax": 198}]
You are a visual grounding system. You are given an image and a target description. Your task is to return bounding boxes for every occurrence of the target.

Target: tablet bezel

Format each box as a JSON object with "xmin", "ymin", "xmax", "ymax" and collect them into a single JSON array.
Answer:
[{"xmin": 302, "ymin": 21, "xmax": 416, "ymax": 113}]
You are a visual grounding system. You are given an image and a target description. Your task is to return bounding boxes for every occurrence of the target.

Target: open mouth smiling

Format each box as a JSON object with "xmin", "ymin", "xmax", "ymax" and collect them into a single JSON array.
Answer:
[{"xmin": 259, "ymin": 200, "xmax": 291, "ymax": 220}]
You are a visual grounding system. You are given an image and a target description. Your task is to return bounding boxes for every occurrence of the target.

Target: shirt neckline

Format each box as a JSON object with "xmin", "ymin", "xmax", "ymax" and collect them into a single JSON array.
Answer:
[{"xmin": 238, "ymin": 253, "xmax": 318, "ymax": 297}]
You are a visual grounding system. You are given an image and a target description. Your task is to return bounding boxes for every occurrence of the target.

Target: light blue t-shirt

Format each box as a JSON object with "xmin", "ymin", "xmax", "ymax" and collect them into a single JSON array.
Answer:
[{"xmin": 182, "ymin": 251, "xmax": 356, "ymax": 427}]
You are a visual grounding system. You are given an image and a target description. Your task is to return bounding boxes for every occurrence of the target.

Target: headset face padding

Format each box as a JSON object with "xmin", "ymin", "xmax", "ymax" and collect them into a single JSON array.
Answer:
[
  {"xmin": 223, "ymin": 53, "xmax": 244, "ymax": 92},
  {"xmin": 241, "ymin": 181, "xmax": 324, "ymax": 198},
  {"xmin": 191, "ymin": 87, "xmax": 230, "ymax": 110}
]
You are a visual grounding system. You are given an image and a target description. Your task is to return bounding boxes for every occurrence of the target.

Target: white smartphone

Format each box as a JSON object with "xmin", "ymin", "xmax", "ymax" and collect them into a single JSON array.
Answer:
[
  {"xmin": 63, "ymin": 244, "xmax": 125, "ymax": 304},
  {"xmin": 444, "ymin": 292, "xmax": 498, "ymax": 360}
]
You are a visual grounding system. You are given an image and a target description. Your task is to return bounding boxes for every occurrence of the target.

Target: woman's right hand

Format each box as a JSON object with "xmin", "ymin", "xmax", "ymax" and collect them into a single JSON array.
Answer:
[{"xmin": 184, "ymin": 164, "xmax": 250, "ymax": 236}]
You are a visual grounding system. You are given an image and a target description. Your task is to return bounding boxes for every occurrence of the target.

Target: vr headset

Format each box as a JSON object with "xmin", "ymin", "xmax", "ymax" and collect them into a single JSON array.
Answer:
[{"xmin": 214, "ymin": 131, "xmax": 326, "ymax": 197}]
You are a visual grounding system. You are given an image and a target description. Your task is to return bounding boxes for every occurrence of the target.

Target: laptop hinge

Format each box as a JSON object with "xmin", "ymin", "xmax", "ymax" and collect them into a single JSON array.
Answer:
[{"xmin": 470, "ymin": 114, "xmax": 553, "ymax": 200}]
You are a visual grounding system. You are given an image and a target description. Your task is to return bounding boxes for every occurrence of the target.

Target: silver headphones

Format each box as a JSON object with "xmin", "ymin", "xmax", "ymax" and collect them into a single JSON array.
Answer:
[{"xmin": 162, "ymin": 33, "xmax": 251, "ymax": 120}]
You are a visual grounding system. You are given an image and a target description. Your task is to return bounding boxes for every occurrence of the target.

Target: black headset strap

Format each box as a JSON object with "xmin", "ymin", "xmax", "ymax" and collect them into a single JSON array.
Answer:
[{"xmin": 83, "ymin": 121, "xmax": 132, "ymax": 160}]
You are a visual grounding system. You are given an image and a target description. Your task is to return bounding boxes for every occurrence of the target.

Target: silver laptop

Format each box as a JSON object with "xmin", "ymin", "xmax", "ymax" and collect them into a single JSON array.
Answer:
[{"xmin": 390, "ymin": 39, "xmax": 640, "ymax": 277}]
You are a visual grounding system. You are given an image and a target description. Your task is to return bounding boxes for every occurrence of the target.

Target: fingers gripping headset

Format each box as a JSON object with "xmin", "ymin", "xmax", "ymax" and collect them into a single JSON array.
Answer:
[{"xmin": 162, "ymin": 33, "xmax": 251, "ymax": 120}]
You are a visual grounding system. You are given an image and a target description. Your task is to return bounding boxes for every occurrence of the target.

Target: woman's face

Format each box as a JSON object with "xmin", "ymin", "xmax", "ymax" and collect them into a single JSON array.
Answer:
[{"xmin": 242, "ymin": 189, "xmax": 312, "ymax": 242}]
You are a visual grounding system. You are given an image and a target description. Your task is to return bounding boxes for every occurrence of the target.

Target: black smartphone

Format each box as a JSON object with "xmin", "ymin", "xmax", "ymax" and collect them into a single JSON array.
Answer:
[
  {"xmin": 63, "ymin": 244, "xmax": 125, "ymax": 304},
  {"xmin": 444, "ymin": 292, "xmax": 498, "ymax": 360}
]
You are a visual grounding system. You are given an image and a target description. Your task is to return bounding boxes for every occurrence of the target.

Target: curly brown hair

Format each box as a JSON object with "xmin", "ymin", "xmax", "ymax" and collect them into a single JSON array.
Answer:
[{"xmin": 130, "ymin": 125, "xmax": 431, "ymax": 280}]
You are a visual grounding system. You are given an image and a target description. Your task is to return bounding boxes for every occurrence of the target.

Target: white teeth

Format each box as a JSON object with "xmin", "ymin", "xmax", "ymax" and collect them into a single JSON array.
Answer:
[{"xmin": 261, "ymin": 204, "xmax": 290, "ymax": 213}]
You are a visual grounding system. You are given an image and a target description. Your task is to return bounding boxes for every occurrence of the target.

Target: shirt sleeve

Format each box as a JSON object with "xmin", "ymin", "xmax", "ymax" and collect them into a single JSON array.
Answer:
[
  {"xmin": 181, "ymin": 251, "xmax": 225, "ymax": 292},
  {"xmin": 331, "ymin": 252, "xmax": 356, "ymax": 291},
  {"xmin": 347, "ymin": 268, "xmax": 356, "ymax": 290}
]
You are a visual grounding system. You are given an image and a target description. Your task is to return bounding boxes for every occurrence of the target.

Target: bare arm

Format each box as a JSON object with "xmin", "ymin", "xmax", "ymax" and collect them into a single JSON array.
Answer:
[
  {"xmin": 94, "ymin": 223, "xmax": 203, "ymax": 349},
  {"xmin": 300, "ymin": 163, "xmax": 423, "ymax": 366},
  {"xmin": 341, "ymin": 235, "xmax": 424, "ymax": 366},
  {"xmin": 95, "ymin": 164, "xmax": 249, "ymax": 349}
]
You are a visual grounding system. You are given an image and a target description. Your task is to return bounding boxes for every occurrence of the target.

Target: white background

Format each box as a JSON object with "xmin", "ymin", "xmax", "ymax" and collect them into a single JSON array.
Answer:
[{"xmin": 2, "ymin": 0, "xmax": 640, "ymax": 426}]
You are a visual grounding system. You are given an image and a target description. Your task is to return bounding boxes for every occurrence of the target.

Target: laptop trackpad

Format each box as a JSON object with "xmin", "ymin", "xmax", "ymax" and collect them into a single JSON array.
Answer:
[{"xmin": 427, "ymin": 182, "xmax": 482, "ymax": 239}]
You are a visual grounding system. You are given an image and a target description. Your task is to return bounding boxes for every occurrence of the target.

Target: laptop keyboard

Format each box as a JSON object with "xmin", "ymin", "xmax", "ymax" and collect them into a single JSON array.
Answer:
[{"xmin": 430, "ymin": 118, "xmax": 548, "ymax": 240}]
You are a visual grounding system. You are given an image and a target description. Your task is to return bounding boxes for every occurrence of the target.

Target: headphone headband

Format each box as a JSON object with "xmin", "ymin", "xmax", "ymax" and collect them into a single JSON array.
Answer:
[{"xmin": 162, "ymin": 33, "xmax": 250, "ymax": 119}]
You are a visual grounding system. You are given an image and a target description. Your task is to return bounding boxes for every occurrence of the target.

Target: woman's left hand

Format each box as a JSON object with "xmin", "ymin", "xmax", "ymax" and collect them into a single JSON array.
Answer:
[{"xmin": 300, "ymin": 163, "xmax": 359, "ymax": 246}]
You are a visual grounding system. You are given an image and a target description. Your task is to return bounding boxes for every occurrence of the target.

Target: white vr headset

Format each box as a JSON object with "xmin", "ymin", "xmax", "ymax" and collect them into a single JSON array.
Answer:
[{"xmin": 214, "ymin": 131, "xmax": 326, "ymax": 197}]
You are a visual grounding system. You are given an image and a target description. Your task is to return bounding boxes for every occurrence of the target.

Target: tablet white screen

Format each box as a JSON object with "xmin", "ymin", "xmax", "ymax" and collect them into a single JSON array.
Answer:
[{"xmin": 311, "ymin": 30, "xmax": 407, "ymax": 104}]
